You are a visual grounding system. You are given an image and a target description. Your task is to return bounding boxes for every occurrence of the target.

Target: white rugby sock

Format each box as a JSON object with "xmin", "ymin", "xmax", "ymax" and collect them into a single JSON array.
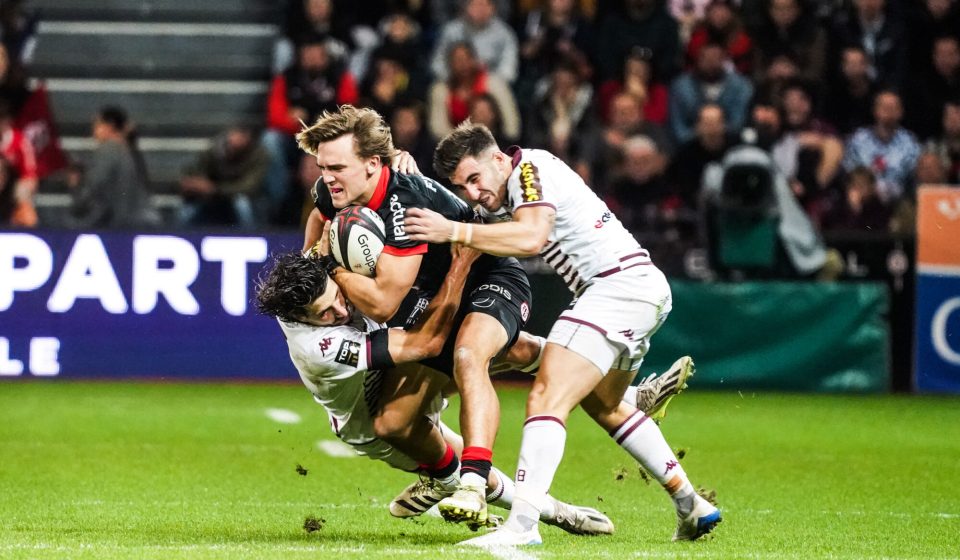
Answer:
[
  {"xmin": 611, "ymin": 409, "xmax": 695, "ymax": 510},
  {"xmin": 488, "ymin": 466, "xmax": 558, "ymax": 519},
  {"xmin": 505, "ymin": 416, "xmax": 567, "ymax": 532}
]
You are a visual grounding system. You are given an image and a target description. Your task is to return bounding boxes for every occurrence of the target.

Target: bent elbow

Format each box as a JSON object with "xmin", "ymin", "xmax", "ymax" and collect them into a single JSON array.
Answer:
[{"xmin": 517, "ymin": 237, "xmax": 547, "ymax": 257}]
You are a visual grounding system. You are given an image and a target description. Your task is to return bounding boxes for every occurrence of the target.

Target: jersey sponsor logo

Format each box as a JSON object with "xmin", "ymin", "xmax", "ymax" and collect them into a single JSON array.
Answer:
[
  {"xmin": 335, "ymin": 340, "xmax": 361, "ymax": 367},
  {"xmin": 664, "ymin": 460, "xmax": 678, "ymax": 475},
  {"xmin": 476, "ymin": 283, "xmax": 512, "ymax": 301},
  {"xmin": 319, "ymin": 336, "xmax": 334, "ymax": 355},
  {"xmin": 472, "ymin": 297, "xmax": 496, "ymax": 308},
  {"xmin": 519, "ymin": 161, "xmax": 543, "ymax": 203},
  {"xmin": 520, "ymin": 301, "xmax": 530, "ymax": 322},
  {"xmin": 310, "ymin": 179, "xmax": 320, "ymax": 203},
  {"xmin": 594, "ymin": 212, "xmax": 612, "ymax": 229},
  {"xmin": 388, "ymin": 193, "xmax": 410, "ymax": 241}
]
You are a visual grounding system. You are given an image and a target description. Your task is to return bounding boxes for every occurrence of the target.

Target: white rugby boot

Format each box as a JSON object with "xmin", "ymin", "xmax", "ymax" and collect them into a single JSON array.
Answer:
[
  {"xmin": 389, "ymin": 476, "xmax": 454, "ymax": 518},
  {"xmin": 673, "ymin": 493, "xmax": 722, "ymax": 541},
  {"xmin": 635, "ymin": 356, "xmax": 695, "ymax": 422},
  {"xmin": 437, "ymin": 482, "xmax": 491, "ymax": 527},
  {"xmin": 459, "ymin": 524, "xmax": 543, "ymax": 547},
  {"xmin": 542, "ymin": 497, "xmax": 615, "ymax": 535}
]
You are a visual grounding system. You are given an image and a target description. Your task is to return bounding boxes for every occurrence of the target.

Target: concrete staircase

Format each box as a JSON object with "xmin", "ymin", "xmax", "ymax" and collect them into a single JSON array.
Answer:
[{"xmin": 29, "ymin": 0, "xmax": 280, "ymax": 223}]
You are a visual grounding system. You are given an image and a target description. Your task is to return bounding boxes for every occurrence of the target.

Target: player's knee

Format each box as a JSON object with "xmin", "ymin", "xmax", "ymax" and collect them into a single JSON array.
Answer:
[
  {"xmin": 453, "ymin": 346, "xmax": 488, "ymax": 378},
  {"xmin": 372, "ymin": 412, "xmax": 412, "ymax": 443}
]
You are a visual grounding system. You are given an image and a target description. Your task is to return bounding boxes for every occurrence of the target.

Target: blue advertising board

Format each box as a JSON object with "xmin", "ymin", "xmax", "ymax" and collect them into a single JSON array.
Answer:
[{"xmin": 0, "ymin": 230, "xmax": 302, "ymax": 380}]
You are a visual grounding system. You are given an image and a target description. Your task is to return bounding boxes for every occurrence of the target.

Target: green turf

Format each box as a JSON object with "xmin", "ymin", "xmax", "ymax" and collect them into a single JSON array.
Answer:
[{"xmin": 1, "ymin": 381, "xmax": 958, "ymax": 559}]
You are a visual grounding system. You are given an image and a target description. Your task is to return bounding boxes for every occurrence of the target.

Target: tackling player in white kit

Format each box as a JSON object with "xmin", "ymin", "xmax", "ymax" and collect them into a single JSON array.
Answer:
[
  {"xmin": 256, "ymin": 232, "xmax": 690, "ymax": 535},
  {"xmin": 404, "ymin": 123, "xmax": 721, "ymax": 546}
]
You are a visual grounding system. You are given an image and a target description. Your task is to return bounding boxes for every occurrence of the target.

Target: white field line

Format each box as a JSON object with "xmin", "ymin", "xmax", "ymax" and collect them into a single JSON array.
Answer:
[
  {"xmin": 487, "ymin": 545, "xmax": 540, "ymax": 560},
  {"xmin": 316, "ymin": 439, "xmax": 358, "ymax": 458},
  {"xmin": 264, "ymin": 408, "xmax": 301, "ymax": 424}
]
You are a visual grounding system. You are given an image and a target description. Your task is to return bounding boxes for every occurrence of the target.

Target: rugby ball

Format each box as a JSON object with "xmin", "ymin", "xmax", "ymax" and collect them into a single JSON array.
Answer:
[{"xmin": 329, "ymin": 206, "xmax": 386, "ymax": 277}]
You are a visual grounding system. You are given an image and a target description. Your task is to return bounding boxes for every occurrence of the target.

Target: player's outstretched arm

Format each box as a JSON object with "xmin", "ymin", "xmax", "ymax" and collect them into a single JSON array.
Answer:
[
  {"xmin": 404, "ymin": 206, "xmax": 555, "ymax": 257},
  {"xmin": 386, "ymin": 244, "xmax": 481, "ymax": 364}
]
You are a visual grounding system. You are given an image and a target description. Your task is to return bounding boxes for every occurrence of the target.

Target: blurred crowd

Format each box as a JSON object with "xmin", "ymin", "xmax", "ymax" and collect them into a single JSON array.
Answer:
[{"xmin": 2, "ymin": 0, "xmax": 959, "ymax": 250}]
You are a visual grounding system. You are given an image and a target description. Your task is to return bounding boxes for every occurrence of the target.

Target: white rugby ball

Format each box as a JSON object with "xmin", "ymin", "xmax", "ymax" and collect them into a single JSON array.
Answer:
[{"xmin": 329, "ymin": 206, "xmax": 386, "ymax": 277}]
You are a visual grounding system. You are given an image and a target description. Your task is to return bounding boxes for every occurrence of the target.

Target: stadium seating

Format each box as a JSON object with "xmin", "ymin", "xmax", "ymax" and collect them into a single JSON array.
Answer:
[{"xmin": 30, "ymin": 0, "xmax": 280, "ymax": 222}]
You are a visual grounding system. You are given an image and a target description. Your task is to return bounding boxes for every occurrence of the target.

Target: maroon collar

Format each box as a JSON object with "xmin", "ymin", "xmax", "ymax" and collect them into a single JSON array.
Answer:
[{"xmin": 506, "ymin": 145, "xmax": 523, "ymax": 168}]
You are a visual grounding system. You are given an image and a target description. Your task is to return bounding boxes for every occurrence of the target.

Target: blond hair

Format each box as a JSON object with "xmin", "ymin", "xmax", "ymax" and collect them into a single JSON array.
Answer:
[{"xmin": 296, "ymin": 105, "xmax": 395, "ymax": 165}]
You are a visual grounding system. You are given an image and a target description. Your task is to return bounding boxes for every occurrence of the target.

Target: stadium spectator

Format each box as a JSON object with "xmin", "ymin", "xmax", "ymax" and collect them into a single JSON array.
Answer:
[
  {"xmin": 773, "ymin": 81, "xmax": 844, "ymax": 215},
  {"xmin": 842, "ymin": 90, "xmax": 921, "ymax": 202},
  {"xmin": 822, "ymin": 46, "xmax": 879, "ymax": 136},
  {"xmin": 925, "ymin": 101, "xmax": 960, "ymax": 183},
  {"xmin": 0, "ymin": 154, "xmax": 16, "ymax": 226},
  {"xmin": 582, "ymin": 90, "xmax": 672, "ymax": 192},
  {"xmin": 390, "ymin": 102, "xmax": 435, "ymax": 175},
  {"xmin": 426, "ymin": 41, "xmax": 520, "ymax": 141},
  {"xmin": 597, "ymin": 47, "xmax": 669, "ymax": 126},
  {"xmin": 274, "ymin": 0, "xmax": 354, "ymax": 74},
  {"xmin": 469, "ymin": 92, "xmax": 513, "ymax": 145},
  {"xmin": 668, "ymin": 103, "xmax": 737, "ymax": 211},
  {"xmin": 668, "ymin": 42, "xmax": 753, "ymax": 144},
  {"xmin": 516, "ymin": 0, "xmax": 594, "ymax": 101},
  {"xmin": 820, "ymin": 166, "xmax": 892, "ymax": 232},
  {"xmin": 431, "ymin": 0, "xmax": 513, "ymax": 26},
  {"xmin": 178, "ymin": 126, "xmax": 270, "ymax": 228},
  {"xmin": 524, "ymin": 61, "xmax": 595, "ymax": 164},
  {"xmin": 264, "ymin": 37, "xmax": 358, "ymax": 223},
  {"xmin": 905, "ymin": 35, "xmax": 960, "ymax": 140},
  {"xmin": 905, "ymin": 0, "xmax": 960, "ymax": 81},
  {"xmin": 0, "ymin": 43, "xmax": 28, "ymax": 117},
  {"xmin": 358, "ymin": 51, "xmax": 415, "ymax": 123},
  {"xmin": 0, "ymin": 99, "xmax": 35, "ymax": 227},
  {"xmin": 668, "ymin": 0, "xmax": 712, "ymax": 43},
  {"xmin": 915, "ymin": 150, "xmax": 949, "ymax": 185},
  {"xmin": 595, "ymin": 0, "xmax": 682, "ymax": 83},
  {"xmin": 66, "ymin": 106, "xmax": 159, "ymax": 229},
  {"xmin": 686, "ymin": 0, "xmax": 753, "ymax": 75},
  {"xmin": 606, "ymin": 134, "xmax": 673, "ymax": 235},
  {"xmin": 369, "ymin": 12, "xmax": 430, "ymax": 99},
  {"xmin": 0, "ymin": 0, "xmax": 37, "ymax": 67},
  {"xmin": 750, "ymin": 52, "xmax": 801, "ymax": 111},
  {"xmin": 750, "ymin": 0, "xmax": 827, "ymax": 84},
  {"xmin": 830, "ymin": 0, "xmax": 907, "ymax": 91},
  {"xmin": 429, "ymin": 0, "xmax": 519, "ymax": 84}
]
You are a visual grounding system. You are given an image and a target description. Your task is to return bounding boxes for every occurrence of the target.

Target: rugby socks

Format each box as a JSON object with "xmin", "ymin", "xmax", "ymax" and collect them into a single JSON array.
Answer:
[
  {"xmin": 460, "ymin": 446, "xmax": 493, "ymax": 490},
  {"xmin": 487, "ymin": 466, "xmax": 557, "ymax": 519},
  {"xmin": 505, "ymin": 416, "xmax": 567, "ymax": 533},
  {"xmin": 420, "ymin": 444, "xmax": 460, "ymax": 490},
  {"xmin": 610, "ymin": 410, "xmax": 696, "ymax": 514}
]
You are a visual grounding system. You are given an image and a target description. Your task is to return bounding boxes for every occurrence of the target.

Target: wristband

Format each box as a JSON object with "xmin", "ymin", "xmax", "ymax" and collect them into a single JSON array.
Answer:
[
  {"xmin": 449, "ymin": 221, "xmax": 461, "ymax": 243},
  {"xmin": 463, "ymin": 223, "xmax": 473, "ymax": 246}
]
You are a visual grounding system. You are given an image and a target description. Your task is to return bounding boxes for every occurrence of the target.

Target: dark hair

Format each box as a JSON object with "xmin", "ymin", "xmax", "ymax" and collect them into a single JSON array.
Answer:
[
  {"xmin": 255, "ymin": 252, "xmax": 330, "ymax": 323},
  {"xmin": 99, "ymin": 105, "xmax": 150, "ymax": 183},
  {"xmin": 98, "ymin": 105, "xmax": 129, "ymax": 131},
  {"xmin": 432, "ymin": 121, "xmax": 497, "ymax": 179}
]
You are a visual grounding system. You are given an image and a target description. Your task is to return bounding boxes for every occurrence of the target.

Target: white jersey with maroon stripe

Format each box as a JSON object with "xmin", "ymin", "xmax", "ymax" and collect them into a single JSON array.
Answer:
[
  {"xmin": 481, "ymin": 147, "xmax": 651, "ymax": 292},
  {"xmin": 278, "ymin": 317, "xmax": 385, "ymax": 447}
]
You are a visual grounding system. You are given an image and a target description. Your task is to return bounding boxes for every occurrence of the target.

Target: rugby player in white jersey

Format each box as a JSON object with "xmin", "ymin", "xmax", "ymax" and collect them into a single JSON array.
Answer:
[
  {"xmin": 256, "ymin": 235, "xmax": 627, "ymax": 534},
  {"xmin": 404, "ymin": 123, "xmax": 721, "ymax": 546},
  {"xmin": 256, "ymin": 227, "xmax": 690, "ymax": 535}
]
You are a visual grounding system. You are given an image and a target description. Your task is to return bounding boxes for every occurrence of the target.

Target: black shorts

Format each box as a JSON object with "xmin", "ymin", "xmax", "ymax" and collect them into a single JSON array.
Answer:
[{"xmin": 389, "ymin": 257, "xmax": 532, "ymax": 376}]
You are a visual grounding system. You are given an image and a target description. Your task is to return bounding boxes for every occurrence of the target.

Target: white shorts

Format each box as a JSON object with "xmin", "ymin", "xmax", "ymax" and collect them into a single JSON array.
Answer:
[
  {"xmin": 547, "ymin": 265, "xmax": 672, "ymax": 374},
  {"xmin": 325, "ymin": 393, "xmax": 445, "ymax": 472}
]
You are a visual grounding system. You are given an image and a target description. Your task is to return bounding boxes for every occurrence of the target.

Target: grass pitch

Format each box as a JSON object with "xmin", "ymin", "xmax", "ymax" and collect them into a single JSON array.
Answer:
[{"xmin": 1, "ymin": 381, "xmax": 958, "ymax": 559}]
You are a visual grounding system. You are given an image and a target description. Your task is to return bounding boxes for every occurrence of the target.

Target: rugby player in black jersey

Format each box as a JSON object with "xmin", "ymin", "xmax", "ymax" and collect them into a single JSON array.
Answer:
[{"xmin": 296, "ymin": 105, "xmax": 534, "ymax": 527}]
